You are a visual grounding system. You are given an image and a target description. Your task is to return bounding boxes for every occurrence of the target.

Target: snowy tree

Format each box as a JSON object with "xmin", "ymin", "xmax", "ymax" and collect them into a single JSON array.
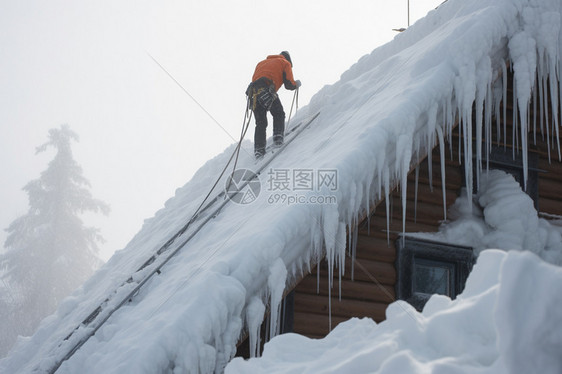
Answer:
[{"xmin": 0, "ymin": 125, "xmax": 109, "ymax": 356}]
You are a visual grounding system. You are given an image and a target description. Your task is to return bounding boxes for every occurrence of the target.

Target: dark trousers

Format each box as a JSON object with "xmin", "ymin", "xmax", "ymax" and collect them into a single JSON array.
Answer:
[{"xmin": 253, "ymin": 98, "xmax": 285, "ymax": 153}]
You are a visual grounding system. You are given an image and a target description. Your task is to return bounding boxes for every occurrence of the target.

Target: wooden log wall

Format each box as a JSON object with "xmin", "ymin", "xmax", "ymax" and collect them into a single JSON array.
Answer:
[
  {"xmin": 538, "ymin": 157, "xmax": 562, "ymax": 216},
  {"xmin": 534, "ymin": 123, "xmax": 562, "ymax": 216}
]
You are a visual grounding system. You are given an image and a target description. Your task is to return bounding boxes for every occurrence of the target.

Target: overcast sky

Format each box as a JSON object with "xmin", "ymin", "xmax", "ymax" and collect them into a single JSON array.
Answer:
[{"xmin": 0, "ymin": 0, "xmax": 443, "ymax": 261}]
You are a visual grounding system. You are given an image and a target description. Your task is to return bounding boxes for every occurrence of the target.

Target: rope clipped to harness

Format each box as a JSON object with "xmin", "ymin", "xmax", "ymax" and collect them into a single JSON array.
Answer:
[
  {"xmin": 247, "ymin": 77, "xmax": 278, "ymax": 111},
  {"xmin": 254, "ymin": 85, "xmax": 277, "ymax": 110}
]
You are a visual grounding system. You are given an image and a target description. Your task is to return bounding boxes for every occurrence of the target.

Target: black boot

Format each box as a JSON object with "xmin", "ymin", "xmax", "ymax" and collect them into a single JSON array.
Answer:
[
  {"xmin": 255, "ymin": 147, "xmax": 265, "ymax": 159},
  {"xmin": 273, "ymin": 134, "xmax": 284, "ymax": 147}
]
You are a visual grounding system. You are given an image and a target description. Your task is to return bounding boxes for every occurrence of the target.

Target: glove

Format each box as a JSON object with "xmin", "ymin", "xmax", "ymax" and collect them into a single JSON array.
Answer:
[{"xmin": 296, "ymin": 80, "xmax": 301, "ymax": 88}]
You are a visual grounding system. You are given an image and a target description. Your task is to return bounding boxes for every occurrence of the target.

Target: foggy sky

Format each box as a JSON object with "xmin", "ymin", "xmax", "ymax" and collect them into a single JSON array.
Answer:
[{"xmin": 0, "ymin": 0, "xmax": 442, "ymax": 261}]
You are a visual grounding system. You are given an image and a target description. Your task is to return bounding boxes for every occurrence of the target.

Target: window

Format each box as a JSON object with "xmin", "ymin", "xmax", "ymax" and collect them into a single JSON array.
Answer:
[
  {"xmin": 396, "ymin": 236, "xmax": 474, "ymax": 311},
  {"xmin": 414, "ymin": 258, "xmax": 454, "ymax": 295}
]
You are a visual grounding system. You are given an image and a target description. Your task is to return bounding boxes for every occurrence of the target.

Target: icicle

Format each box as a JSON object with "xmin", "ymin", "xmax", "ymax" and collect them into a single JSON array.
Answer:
[
  {"xmin": 463, "ymin": 108, "xmax": 473, "ymax": 210},
  {"xmin": 347, "ymin": 218, "xmax": 353, "ymax": 257},
  {"xmin": 494, "ymin": 83, "xmax": 502, "ymax": 144},
  {"xmin": 327, "ymin": 247, "xmax": 333, "ymax": 293},
  {"xmin": 310, "ymin": 217, "xmax": 322, "ymax": 269},
  {"xmin": 376, "ymin": 159, "xmax": 383, "ymax": 202},
  {"xmin": 548, "ymin": 59, "xmax": 561, "ymax": 160},
  {"xmin": 538, "ymin": 65, "xmax": 546, "ymax": 142},
  {"xmin": 427, "ymin": 153, "xmax": 433, "ymax": 193},
  {"xmin": 316, "ymin": 263, "xmax": 320, "ymax": 294},
  {"xmin": 536, "ymin": 55, "xmax": 549, "ymax": 155},
  {"xmin": 383, "ymin": 167, "xmax": 390, "ymax": 246},
  {"xmin": 268, "ymin": 259, "xmax": 287, "ymax": 340},
  {"xmin": 321, "ymin": 207, "xmax": 344, "ymax": 334},
  {"xmin": 361, "ymin": 178, "xmax": 370, "ymax": 230},
  {"xmin": 414, "ymin": 165, "xmax": 419, "ymax": 223},
  {"xmin": 338, "ymin": 257, "xmax": 342, "ymax": 302},
  {"xmin": 557, "ymin": 59, "xmax": 562, "ymax": 154},
  {"xmin": 400, "ymin": 183, "xmax": 406, "ymax": 249},
  {"xmin": 533, "ymin": 73, "xmax": 538, "ymax": 145},
  {"xmin": 389, "ymin": 188, "xmax": 394, "ymax": 224},
  {"xmin": 518, "ymin": 94, "xmax": 529, "ymax": 191},
  {"xmin": 474, "ymin": 56, "xmax": 491, "ymax": 192},
  {"xmin": 337, "ymin": 221, "xmax": 345, "ymax": 303},
  {"xmin": 512, "ymin": 73, "xmax": 518, "ymax": 158},
  {"xmin": 444, "ymin": 100, "xmax": 454, "ymax": 160},
  {"xmin": 502, "ymin": 63, "xmax": 508, "ymax": 149},
  {"xmin": 485, "ymin": 78, "xmax": 493, "ymax": 174},
  {"xmin": 552, "ymin": 108, "xmax": 557, "ymax": 158},
  {"xmin": 398, "ymin": 135, "xmax": 412, "ymax": 243},
  {"xmin": 348, "ymin": 217, "xmax": 355, "ymax": 281},
  {"xmin": 412, "ymin": 136, "xmax": 419, "ymax": 168},
  {"xmin": 336, "ymin": 222, "xmax": 346, "ymax": 278},
  {"xmin": 458, "ymin": 111, "xmax": 463, "ymax": 164},
  {"xmin": 426, "ymin": 104, "xmax": 438, "ymax": 193},
  {"xmin": 350, "ymin": 227, "xmax": 358, "ymax": 282},
  {"xmin": 543, "ymin": 73, "xmax": 552, "ymax": 163},
  {"xmin": 246, "ymin": 297, "xmax": 265, "ymax": 358},
  {"xmin": 436, "ymin": 125, "xmax": 447, "ymax": 221},
  {"xmin": 475, "ymin": 89, "xmax": 484, "ymax": 191}
]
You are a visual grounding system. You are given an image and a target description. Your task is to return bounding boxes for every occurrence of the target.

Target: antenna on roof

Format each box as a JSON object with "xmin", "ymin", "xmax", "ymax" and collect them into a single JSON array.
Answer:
[
  {"xmin": 408, "ymin": 0, "xmax": 410, "ymax": 27},
  {"xmin": 393, "ymin": 0, "xmax": 410, "ymax": 32}
]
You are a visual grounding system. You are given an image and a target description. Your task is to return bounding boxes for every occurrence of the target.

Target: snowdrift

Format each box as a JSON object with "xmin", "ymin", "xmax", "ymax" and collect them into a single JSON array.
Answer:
[{"xmin": 226, "ymin": 249, "xmax": 562, "ymax": 374}]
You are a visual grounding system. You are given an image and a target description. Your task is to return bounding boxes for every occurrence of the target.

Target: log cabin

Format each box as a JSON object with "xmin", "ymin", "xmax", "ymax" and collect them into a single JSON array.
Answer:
[{"xmin": 5, "ymin": 1, "xmax": 562, "ymax": 373}]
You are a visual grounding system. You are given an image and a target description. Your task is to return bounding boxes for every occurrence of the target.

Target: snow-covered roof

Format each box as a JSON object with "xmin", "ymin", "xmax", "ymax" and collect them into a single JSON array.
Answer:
[{"xmin": 2, "ymin": 0, "xmax": 561, "ymax": 373}]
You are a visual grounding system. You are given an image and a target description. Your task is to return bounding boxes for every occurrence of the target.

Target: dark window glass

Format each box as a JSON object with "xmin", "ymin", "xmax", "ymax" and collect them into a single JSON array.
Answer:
[
  {"xmin": 396, "ymin": 236, "xmax": 474, "ymax": 311},
  {"xmin": 414, "ymin": 258, "xmax": 454, "ymax": 296}
]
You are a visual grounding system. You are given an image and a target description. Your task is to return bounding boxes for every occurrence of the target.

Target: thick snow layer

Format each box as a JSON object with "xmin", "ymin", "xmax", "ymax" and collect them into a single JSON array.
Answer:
[
  {"xmin": 225, "ymin": 250, "xmax": 562, "ymax": 374},
  {"xmin": 414, "ymin": 169, "xmax": 562, "ymax": 265},
  {"xmin": 2, "ymin": 0, "xmax": 562, "ymax": 373}
]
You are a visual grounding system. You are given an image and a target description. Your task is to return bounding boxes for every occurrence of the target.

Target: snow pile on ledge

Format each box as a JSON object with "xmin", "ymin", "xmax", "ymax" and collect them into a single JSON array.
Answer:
[
  {"xmin": 226, "ymin": 250, "xmax": 562, "ymax": 374},
  {"xmin": 415, "ymin": 169, "xmax": 562, "ymax": 265}
]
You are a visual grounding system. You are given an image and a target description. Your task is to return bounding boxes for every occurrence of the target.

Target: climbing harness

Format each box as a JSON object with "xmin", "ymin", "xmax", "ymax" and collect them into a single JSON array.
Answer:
[{"xmin": 247, "ymin": 77, "xmax": 277, "ymax": 111}]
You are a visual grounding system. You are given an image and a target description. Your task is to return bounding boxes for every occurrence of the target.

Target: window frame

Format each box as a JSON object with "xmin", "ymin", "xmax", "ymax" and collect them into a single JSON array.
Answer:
[{"xmin": 395, "ymin": 235, "xmax": 474, "ymax": 311}]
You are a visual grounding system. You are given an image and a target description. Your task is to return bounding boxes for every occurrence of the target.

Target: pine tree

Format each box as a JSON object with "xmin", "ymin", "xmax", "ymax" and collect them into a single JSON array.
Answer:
[{"xmin": 0, "ymin": 125, "xmax": 109, "ymax": 356}]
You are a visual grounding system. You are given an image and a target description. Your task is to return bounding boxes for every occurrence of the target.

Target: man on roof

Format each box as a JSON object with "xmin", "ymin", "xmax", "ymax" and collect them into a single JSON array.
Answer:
[{"xmin": 247, "ymin": 51, "xmax": 301, "ymax": 159}]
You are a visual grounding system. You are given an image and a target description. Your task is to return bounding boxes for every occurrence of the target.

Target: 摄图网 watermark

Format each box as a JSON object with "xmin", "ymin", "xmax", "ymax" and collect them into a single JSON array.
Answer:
[
  {"xmin": 225, "ymin": 168, "xmax": 338, "ymax": 205},
  {"xmin": 267, "ymin": 193, "xmax": 337, "ymax": 206}
]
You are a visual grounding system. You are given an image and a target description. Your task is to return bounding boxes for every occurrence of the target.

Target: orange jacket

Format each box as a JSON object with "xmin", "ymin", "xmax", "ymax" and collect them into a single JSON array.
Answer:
[{"xmin": 252, "ymin": 55, "xmax": 298, "ymax": 92}]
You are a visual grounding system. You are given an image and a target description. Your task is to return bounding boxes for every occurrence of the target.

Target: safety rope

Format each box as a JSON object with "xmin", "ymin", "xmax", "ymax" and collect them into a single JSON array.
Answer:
[
  {"xmin": 228, "ymin": 97, "xmax": 253, "ymax": 188},
  {"xmin": 188, "ymin": 96, "xmax": 253, "ymax": 226}
]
